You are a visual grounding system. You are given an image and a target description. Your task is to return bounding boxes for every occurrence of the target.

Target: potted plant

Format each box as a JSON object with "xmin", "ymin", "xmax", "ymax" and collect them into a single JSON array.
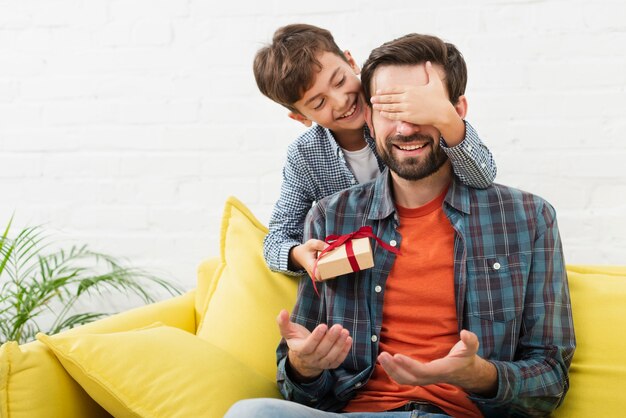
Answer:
[{"xmin": 0, "ymin": 217, "xmax": 182, "ymax": 345}]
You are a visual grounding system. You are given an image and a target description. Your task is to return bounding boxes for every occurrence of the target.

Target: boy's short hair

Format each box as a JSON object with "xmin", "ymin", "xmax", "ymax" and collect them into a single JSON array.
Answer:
[
  {"xmin": 361, "ymin": 34, "xmax": 467, "ymax": 106},
  {"xmin": 253, "ymin": 24, "xmax": 347, "ymax": 113}
]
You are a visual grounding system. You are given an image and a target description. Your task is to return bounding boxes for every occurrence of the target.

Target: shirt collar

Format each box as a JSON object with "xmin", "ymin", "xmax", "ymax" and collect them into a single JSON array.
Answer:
[
  {"xmin": 368, "ymin": 168, "xmax": 397, "ymax": 220},
  {"xmin": 321, "ymin": 125, "xmax": 342, "ymax": 157},
  {"xmin": 323, "ymin": 125, "xmax": 376, "ymax": 157},
  {"xmin": 368, "ymin": 167, "xmax": 472, "ymax": 220},
  {"xmin": 446, "ymin": 176, "xmax": 471, "ymax": 215}
]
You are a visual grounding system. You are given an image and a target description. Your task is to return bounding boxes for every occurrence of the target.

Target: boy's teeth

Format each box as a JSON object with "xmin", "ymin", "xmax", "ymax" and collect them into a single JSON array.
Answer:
[
  {"xmin": 398, "ymin": 144, "xmax": 426, "ymax": 151},
  {"xmin": 340, "ymin": 104, "xmax": 356, "ymax": 119}
]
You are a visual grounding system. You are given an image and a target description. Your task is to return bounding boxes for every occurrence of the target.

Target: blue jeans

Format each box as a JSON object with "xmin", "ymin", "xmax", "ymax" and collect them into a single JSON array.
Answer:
[{"xmin": 224, "ymin": 398, "xmax": 452, "ymax": 418}]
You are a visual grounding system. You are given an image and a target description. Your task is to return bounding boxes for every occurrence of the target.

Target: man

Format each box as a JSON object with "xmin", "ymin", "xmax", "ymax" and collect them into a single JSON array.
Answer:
[{"xmin": 227, "ymin": 33, "xmax": 575, "ymax": 417}]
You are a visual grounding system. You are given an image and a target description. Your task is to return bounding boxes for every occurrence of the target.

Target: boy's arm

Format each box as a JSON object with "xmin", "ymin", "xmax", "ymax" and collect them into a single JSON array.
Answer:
[
  {"xmin": 440, "ymin": 120, "xmax": 497, "ymax": 189},
  {"xmin": 263, "ymin": 146, "xmax": 317, "ymax": 275}
]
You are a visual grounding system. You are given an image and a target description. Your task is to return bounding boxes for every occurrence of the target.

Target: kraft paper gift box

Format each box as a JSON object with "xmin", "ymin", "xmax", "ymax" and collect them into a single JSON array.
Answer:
[{"xmin": 316, "ymin": 237, "xmax": 374, "ymax": 280}]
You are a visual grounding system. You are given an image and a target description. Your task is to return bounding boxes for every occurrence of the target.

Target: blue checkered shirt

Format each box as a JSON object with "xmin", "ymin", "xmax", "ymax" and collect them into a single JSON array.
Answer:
[
  {"xmin": 276, "ymin": 168, "xmax": 575, "ymax": 417},
  {"xmin": 264, "ymin": 121, "xmax": 497, "ymax": 275}
]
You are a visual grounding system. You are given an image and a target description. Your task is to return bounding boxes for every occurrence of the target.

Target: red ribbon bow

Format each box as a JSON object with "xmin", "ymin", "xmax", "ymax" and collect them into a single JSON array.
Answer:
[{"xmin": 310, "ymin": 226, "xmax": 400, "ymax": 296}]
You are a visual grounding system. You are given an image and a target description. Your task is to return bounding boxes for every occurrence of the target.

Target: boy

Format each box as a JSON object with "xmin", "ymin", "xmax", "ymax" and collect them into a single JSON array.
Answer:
[{"xmin": 254, "ymin": 24, "xmax": 496, "ymax": 278}]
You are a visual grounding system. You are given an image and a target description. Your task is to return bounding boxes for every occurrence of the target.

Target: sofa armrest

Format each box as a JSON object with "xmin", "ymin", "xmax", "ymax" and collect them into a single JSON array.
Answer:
[{"xmin": 1, "ymin": 291, "xmax": 196, "ymax": 418}]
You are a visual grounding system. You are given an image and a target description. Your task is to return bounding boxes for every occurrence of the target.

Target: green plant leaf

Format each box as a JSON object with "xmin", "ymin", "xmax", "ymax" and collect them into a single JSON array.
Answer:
[{"xmin": 0, "ymin": 218, "xmax": 182, "ymax": 344}]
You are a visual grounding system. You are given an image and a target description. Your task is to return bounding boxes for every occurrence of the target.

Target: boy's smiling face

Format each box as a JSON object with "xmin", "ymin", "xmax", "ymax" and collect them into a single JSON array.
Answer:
[{"xmin": 289, "ymin": 51, "xmax": 366, "ymax": 139}]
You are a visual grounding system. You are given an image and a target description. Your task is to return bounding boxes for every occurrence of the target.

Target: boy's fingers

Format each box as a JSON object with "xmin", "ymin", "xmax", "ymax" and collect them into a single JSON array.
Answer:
[
  {"xmin": 424, "ymin": 60, "xmax": 441, "ymax": 84},
  {"xmin": 372, "ymin": 93, "xmax": 402, "ymax": 104},
  {"xmin": 308, "ymin": 239, "xmax": 328, "ymax": 252}
]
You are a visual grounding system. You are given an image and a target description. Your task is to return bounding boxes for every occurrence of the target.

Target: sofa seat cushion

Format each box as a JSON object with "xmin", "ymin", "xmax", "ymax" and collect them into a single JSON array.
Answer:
[
  {"xmin": 196, "ymin": 196, "xmax": 298, "ymax": 381},
  {"xmin": 37, "ymin": 324, "xmax": 280, "ymax": 418}
]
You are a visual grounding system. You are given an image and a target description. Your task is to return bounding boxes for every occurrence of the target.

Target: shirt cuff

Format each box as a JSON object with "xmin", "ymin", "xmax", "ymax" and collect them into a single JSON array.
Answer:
[
  {"xmin": 278, "ymin": 241, "xmax": 307, "ymax": 276},
  {"xmin": 277, "ymin": 356, "xmax": 334, "ymax": 405},
  {"xmin": 468, "ymin": 360, "xmax": 519, "ymax": 407},
  {"xmin": 440, "ymin": 120, "xmax": 481, "ymax": 156}
]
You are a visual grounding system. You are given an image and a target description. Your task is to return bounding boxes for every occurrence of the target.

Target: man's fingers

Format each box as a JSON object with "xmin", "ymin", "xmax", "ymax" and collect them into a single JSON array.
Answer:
[
  {"xmin": 311, "ymin": 324, "xmax": 345, "ymax": 358},
  {"xmin": 327, "ymin": 335, "xmax": 353, "ymax": 369},
  {"xmin": 378, "ymin": 352, "xmax": 419, "ymax": 385},
  {"xmin": 317, "ymin": 328, "xmax": 351, "ymax": 365},
  {"xmin": 297, "ymin": 323, "xmax": 328, "ymax": 355}
]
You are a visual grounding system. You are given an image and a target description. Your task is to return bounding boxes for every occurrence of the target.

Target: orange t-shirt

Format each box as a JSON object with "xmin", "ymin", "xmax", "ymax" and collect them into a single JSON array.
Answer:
[{"xmin": 344, "ymin": 186, "xmax": 482, "ymax": 418}]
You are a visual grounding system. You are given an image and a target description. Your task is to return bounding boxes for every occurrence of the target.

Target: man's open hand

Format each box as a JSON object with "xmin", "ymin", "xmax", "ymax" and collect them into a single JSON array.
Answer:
[
  {"xmin": 378, "ymin": 330, "xmax": 497, "ymax": 395},
  {"xmin": 277, "ymin": 310, "xmax": 352, "ymax": 381}
]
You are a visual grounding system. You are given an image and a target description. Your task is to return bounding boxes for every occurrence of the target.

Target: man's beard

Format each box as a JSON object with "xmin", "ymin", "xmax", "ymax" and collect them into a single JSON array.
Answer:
[{"xmin": 378, "ymin": 133, "xmax": 449, "ymax": 181}]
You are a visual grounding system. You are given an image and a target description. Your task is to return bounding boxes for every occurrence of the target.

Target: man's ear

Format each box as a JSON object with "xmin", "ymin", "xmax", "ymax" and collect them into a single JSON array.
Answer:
[
  {"xmin": 343, "ymin": 50, "xmax": 360, "ymax": 75},
  {"xmin": 288, "ymin": 111, "xmax": 313, "ymax": 127},
  {"xmin": 454, "ymin": 95, "xmax": 468, "ymax": 119}
]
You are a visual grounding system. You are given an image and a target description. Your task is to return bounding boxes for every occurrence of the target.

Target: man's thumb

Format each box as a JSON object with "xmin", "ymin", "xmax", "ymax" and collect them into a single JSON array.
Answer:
[{"xmin": 277, "ymin": 309, "xmax": 293, "ymax": 336}]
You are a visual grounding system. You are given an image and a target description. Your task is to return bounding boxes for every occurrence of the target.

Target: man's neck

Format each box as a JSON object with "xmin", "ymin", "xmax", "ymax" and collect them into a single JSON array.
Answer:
[
  {"xmin": 391, "ymin": 162, "xmax": 453, "ymax": 209},
  {"xmin": 333, "ymin": 128, "xmax": 367, "ymax": 151}
]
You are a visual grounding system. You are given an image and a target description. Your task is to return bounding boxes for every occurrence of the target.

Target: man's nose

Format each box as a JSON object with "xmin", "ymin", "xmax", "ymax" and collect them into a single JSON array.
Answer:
[{"xmin": 395, "ymin": 121, "xmax": 421, "ymax": 137}]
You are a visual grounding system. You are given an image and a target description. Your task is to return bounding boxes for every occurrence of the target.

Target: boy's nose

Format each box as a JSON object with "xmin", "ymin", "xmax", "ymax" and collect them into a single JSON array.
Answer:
[{"xmin": 395, "ymin": 121, "xmax": 421, "ymax": 137}]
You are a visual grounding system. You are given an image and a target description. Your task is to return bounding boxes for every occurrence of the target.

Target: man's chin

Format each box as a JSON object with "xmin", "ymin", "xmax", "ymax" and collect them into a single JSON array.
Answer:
[{"xmin": 388, "ymin": 155, "xmax": 449, "ymax": 181}]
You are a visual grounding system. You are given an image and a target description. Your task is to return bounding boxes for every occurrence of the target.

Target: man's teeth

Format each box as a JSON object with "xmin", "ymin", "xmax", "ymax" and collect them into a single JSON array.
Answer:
[
  {"xmin": 397, "ymin": 144, "xmax": 426, "ymax": 151},
  {"xmin": 340, "ymin": 104, "xmax": 356, "ymax": 119}
]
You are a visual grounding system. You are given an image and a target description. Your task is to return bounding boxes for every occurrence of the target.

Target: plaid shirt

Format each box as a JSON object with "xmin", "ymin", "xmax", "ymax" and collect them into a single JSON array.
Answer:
[
  {"xmin": 264, "ymin": 121, "xmax": 497, "ymax": 274},
  {"xmin": 276, "ymin": 168, "xmax": 575, "ymax": 417}
]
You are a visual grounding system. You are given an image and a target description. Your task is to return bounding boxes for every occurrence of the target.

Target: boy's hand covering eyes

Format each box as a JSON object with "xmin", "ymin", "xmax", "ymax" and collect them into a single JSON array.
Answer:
[{"xmin": 370, "ymin": 61, "xmax": 453, "ymax": 128}]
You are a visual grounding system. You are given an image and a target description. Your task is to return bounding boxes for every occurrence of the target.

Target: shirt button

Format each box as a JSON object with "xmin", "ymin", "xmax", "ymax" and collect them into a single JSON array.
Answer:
[
  {"xmin": 389, "ymin": 239, "xmax": 397, "ymax": 247},
  {"xmin": 467, "ymin": 145, "xmax": 473, "ymax": 152},
  {"xmin": 375, "ymin": 285, "xmax": 382, "ymax": 293},
  {"xmin": 481, "ymin": 162, "xmax": 486, "ymax": 168},
  {"xmin": 493, "ymin": 262, "xmax": 501, "ymax": 270},
  {"xmin": 354, "ymin": 382, "xmax": 362, "ymax": 388},
  {"xmin": 371, "ymin": 335, "xmax": 378, "ymax": 342},
  {"xmin": 351, "ymin": 179, "xmax": 356, "ymax": 184}
]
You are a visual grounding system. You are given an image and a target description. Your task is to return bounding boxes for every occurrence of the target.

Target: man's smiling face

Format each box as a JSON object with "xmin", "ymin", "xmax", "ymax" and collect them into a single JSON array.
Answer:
[{"xmin": 367, "ymin": 63, "xmax": 449, "ymax": 181}]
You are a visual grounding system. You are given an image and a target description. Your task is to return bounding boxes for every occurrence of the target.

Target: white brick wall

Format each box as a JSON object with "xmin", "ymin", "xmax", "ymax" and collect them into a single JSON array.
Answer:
[{"xmin": 1, "ymin": 1, "xmax": 625, "ymax": 304}]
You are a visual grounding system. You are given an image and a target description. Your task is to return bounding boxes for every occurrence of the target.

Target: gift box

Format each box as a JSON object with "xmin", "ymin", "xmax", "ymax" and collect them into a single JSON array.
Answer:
[{"xmin": 315, "ymin": 237, "xmax": 374, "ymax": 280}]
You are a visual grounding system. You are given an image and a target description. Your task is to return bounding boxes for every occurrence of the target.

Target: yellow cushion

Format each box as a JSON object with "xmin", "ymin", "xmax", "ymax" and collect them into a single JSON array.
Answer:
[
  {"xmin": 37, "ymin": 325, "xmax": 280, "ymax": 418},
  {"xmin": 0, "ymin": 341, "xmax": 109, "ymax": 418},
  {"xmin": 0, "ymin": 292, "xmax": 196, "ymax": 418},
  {"xmin": 554, "ymin": 266, "xmax": 626, "ymax": 417},
  {"xmin": 196, "ymin": 196, "xmax": 298, "ymax": 381}
]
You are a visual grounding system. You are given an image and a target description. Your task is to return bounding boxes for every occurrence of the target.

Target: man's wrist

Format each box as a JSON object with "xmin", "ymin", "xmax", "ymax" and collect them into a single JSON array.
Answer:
[
  {"xmin": 286, "ymin": 353, "xmax": 323, "ymax": 383},
  {"xmin": 458, "ymin": 357, "xmax": 498, "ymax": 397}
]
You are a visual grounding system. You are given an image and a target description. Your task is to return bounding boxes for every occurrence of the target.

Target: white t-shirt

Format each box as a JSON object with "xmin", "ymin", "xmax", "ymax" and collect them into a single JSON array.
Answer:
[{"xmin": 342, "ymin": 145, "xmax": 379, "ymax": 184}]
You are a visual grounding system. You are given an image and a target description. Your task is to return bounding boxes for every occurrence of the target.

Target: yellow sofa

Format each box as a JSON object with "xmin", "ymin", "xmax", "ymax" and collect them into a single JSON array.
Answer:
[{"xmin": 1, "ymin": 197, "xmax": 625, "ymax": 418}]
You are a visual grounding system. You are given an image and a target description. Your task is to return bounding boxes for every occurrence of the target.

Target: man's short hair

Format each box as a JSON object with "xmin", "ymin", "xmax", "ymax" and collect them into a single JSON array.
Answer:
[
  {"xmin": 253, "ymin": 24, "xmax": 347, "ymax": 113},
  {"xmin": 361, "ymin": 34, "xmax": 467, "ymax": 106}
]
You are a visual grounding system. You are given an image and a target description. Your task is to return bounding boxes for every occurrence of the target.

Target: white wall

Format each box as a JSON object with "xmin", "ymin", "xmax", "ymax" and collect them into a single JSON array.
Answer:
[{"xmin": 1, "ymin": 0, "xmax": 625, "ymax": 296}]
